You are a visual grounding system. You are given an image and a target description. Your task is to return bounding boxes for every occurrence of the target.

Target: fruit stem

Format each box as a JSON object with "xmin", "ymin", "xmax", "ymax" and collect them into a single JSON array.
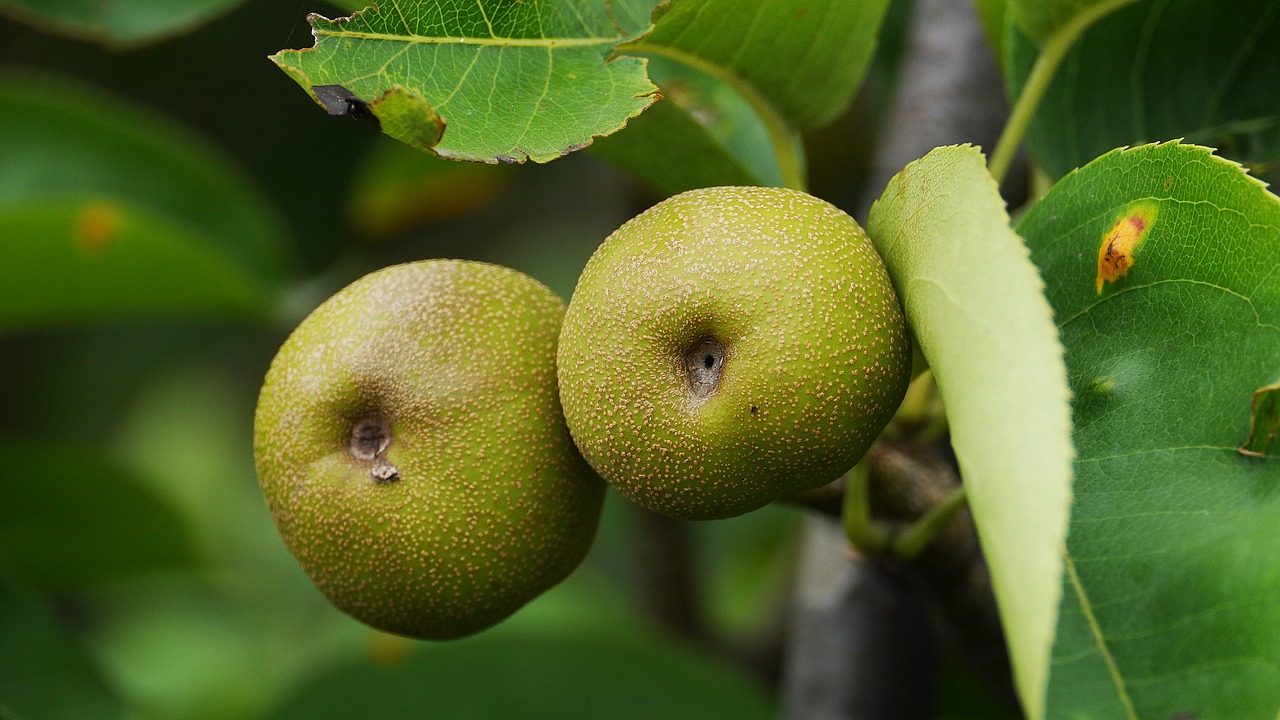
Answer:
[
  {"xmin": 886, "ymin": 370, "xmax": 949, "ymax": 443},
  {"xmin": 841, "ymin": 457, "xmax": 890, "ymax": 554},
  {"xmin": 892, "ymin": 486, "xmax": 968, "ymax": 561},
  {"xmin": 987, "ymin": 0, "xmax": 1138, "ymax": 184}
]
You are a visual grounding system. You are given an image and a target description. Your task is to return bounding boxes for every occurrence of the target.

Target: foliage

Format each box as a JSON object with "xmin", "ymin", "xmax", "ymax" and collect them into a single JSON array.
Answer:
[{"xmin": 1, "ymin": 0, "xmax": 1277, "ymax": 718}]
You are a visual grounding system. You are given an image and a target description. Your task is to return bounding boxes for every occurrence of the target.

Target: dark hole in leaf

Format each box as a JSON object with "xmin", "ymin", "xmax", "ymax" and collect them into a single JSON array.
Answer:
[{"xmin": 313, "ymin": 84, "xmax": 381, "ymax": 130}]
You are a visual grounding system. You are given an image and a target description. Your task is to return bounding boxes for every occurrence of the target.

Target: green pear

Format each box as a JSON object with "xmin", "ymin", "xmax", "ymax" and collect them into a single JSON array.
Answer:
[
  {"xmin": 557, "ymin": 187, "xmax": 910, "ymax": 520},
  {"xmin": 253, "ymin": 260, "xmax": 603, "ymax": 639}
]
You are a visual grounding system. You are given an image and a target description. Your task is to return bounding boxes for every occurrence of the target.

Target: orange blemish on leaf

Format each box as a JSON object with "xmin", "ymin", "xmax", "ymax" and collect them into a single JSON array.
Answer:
[
  {"xmin": 75, "ymin": 201, "xmax": 122, "ymax": 255},
  {"xmin": 1095, "ymin": 202, "xmax": 1157, "ymax": 294}
]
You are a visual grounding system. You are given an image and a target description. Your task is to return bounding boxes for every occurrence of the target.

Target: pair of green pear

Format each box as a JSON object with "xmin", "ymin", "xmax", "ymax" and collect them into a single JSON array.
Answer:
[{"xmin": 253, "ymin": 187, "xmax": 911, "ymax": 640}]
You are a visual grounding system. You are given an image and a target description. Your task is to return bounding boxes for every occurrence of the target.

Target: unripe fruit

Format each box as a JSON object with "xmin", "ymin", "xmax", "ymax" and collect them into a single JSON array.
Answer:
[
  {"xmin": 254, "ymin": 260, "xmax": 603, "ymax": 639},
  {"xmin": 557, "ymin": 187, "xmax": 910, "ymax": 520}
]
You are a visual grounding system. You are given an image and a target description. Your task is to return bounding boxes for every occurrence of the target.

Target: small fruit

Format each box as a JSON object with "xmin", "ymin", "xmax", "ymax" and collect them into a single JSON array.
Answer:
[
  {"xmin": 557, "ymin": 186, "xmax": 910, "ymax": 520},
  {"xmin": 254, "ymin": 260, "xmax": 603, "ymax": 639}
]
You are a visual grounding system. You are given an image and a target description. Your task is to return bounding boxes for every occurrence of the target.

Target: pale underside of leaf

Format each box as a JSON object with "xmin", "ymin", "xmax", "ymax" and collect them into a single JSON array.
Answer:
[{"xmin": 867, "ymin": 144, "xmax": 1074, "ymax": 720}]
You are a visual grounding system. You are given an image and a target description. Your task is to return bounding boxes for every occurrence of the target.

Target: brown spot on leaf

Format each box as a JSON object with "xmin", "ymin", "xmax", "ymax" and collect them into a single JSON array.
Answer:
[{"xmin": 1096, "ymin": 202, "xmax": 1157, "ymax": 294}]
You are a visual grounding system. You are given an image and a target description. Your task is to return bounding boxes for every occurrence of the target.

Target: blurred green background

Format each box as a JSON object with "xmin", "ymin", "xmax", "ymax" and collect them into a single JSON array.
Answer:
[{"xmin": 0, "ymin": 1, "xmax": 854, "ymax": 718}]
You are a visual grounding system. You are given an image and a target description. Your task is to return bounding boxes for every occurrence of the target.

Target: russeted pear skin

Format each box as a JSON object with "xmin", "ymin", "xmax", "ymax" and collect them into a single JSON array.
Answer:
[
  {"xmin": 254, "ymin": 260, "xmax": 603, "ymax": 640},
  {"xmin": 557, "ymin": 187, "xmax": 911, "ymax": 520}
]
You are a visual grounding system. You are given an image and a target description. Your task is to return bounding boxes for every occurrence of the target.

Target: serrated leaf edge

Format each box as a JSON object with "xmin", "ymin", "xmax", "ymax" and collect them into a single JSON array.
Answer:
[
  {"xmin": 270, "ymin": 7, "xmax": 660, "ymax": 164},
  {"xmin": 870, "ymin": 143, "xmax": 1075, "ymax": 720}
]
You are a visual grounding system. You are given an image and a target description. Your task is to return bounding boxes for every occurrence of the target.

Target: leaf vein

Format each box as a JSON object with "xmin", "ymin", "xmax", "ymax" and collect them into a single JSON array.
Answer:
[{"xmin": 1064, "ymin": 552, "xmax": 1139, "ymax": 719}]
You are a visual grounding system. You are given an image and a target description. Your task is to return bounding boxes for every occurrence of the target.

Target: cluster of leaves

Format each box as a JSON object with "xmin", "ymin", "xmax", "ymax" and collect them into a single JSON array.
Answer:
[{"xmin": 1, "ymin": 0, "xmax": 1278, "ymax": 719}]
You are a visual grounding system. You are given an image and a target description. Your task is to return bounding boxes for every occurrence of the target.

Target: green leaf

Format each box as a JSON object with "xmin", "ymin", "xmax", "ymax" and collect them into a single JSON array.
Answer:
[
  {"xmin": 867, "ymin": 145, "xmax": 1074, "ymax": 720},
  {"xmin": 697, "ymin": 505, "xmax": 800, "ymax": 636},
  {"xmin": 1006, "ymin": 0, "xmax": 1280, "ymax": 180},
  {"xmin": 1006, "ymin": 0, "xmax": 1139, "ymax": 44},
  {"xmin": 0, "ymin": 568, "xmax": 127, "ymax": 720},
  {"xmin": 0, "ymin": 438, "xmax": 198, "ymax": 587},
  {"xmin": 267, "ymin": 623, "xmax": 774, "ymax": 720},
  {"xmin": 0, "ymin": 0, "xmax": 242, "ymax": 46},
  {"xmin": 974, "ymin": 0, "xmax": 1008, "ymax": 65},
  {"xmin": 621, "ymin": 0, "xmax": 891, "ymax": 131},
  {"xmin": 589, "ymin": 55, "xmax": 781, "ymax": 196},
  {"xmin": 617, "ymin": 0, "xmax": 891, "ymax": 190},
  {"xmin": 85, "ymin": 574, "xmax": 359, "ymax": 720},
  {"xmin": 1018, "ymin": 142, "xmax": 1280, "ymax": 716},
  {"xmin": 0, "ymin": 75, "xmax": 290, "ymax": 283},
  {"xmin": 347, "ymin": 137, "xmax": 513, "ymax": 240},
  {"xmin": 0, "ymin": 200, "xmax": 274, "ymax": 332},
  {"xmin": 270, "ymin": 1, "xmax": 659, "ymax": 163}
]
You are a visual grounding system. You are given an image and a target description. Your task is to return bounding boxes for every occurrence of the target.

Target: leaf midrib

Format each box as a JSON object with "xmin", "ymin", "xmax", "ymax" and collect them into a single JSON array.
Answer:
[
  {"xmin": 313, "ymin": 28, "xmax": 620, "ymax": 48},
  {"xmin": 1064, "ymin": 552, "xmax": 1139, "ymax": 719}
]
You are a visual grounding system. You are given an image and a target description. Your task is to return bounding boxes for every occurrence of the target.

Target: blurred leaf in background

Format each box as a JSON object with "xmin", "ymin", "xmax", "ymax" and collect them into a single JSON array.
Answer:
[
  {"xmin": 0, "ymin": 440, "xmax": 197, "ymax": 588},
  {"xmin": 0, "ymin": 0, "xmax": 247, "ymax": 47},
  {"xmin": 0, "ymin": 569, "xmax": 128, "ymax": 720},
  {"xmin": 590, "ymin": 55, "xmax": 781, "ymax": 196},
  {"xmin": 346, "ymin": 138, "xmax": 513, "ymax": 242},
  {"xmin": 1006, "ymin": 0, "xmax": 1280, "ymax": 180},
  {"xmin": 0, "ymin": 76, "xmax": 290, "ymax": 332}
]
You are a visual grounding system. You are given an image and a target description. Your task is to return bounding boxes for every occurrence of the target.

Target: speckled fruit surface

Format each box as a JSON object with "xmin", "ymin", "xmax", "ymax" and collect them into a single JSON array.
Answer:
[
  {"xmin": 254, "ymin": 260, "xmax": 603, "ymax": 639},
  {"xmin": 557, "ymin": 187, "xmax": 910, "ymax": 520}
]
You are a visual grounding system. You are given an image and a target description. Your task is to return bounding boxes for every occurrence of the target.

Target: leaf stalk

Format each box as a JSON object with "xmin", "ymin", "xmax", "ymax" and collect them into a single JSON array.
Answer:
[
  {"xmin": 841, "ymin": 457, "xmax": 889, "ymax": 554},
  {"xmin": 892, "ymin": 486, "xmax": 968, "ymax": 561}
]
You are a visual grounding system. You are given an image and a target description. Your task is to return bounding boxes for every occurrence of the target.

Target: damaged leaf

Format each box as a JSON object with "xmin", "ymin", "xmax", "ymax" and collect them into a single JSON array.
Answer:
[
  {"xmin": 271, "ymin": 1, "xmax": 659, "ymax": 163},
  {"xmin": 1240, "ymin": 381, "xmax": 1280, "ymax": 458},
  {"xmin": 1018, "ymin": 142, "xmax": 1280, "ymax": 716},
  {"xmin": 1094, "ymin": 201, "xmax": 1156, "ymax": 294}
]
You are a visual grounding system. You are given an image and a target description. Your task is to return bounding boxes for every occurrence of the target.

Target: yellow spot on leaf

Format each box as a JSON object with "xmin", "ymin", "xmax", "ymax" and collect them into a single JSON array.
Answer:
[
  {"xmin": 75, "ymin": 200, "xmax": 121, "ymax": 256},
  {"xmin": 1096, "ymin": 203, "xmax": 1157, "ymax": 294}
]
